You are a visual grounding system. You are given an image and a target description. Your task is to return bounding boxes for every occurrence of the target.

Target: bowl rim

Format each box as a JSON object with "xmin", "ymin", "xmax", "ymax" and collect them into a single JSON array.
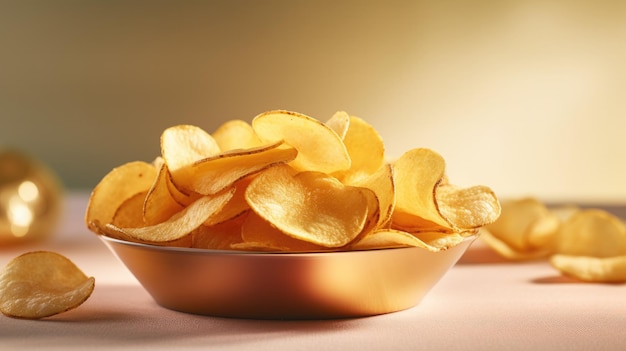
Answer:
[{"xmin": 98, "ymin": 234, "xmax": 478, "ymax": 257}]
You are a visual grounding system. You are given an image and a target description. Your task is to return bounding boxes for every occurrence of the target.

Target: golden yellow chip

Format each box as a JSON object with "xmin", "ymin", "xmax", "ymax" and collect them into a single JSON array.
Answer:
[
  {"xmin": 325, "ymin": 111, "xmax": 350, "ymax": 140},
  {"xmin": 349, "ymin": 164, "xmax": 395, "ymax": 229},
  {"xmin": 480, "ymin": 197, "xmax": 560, "ymax": 260},
  {"xmin": 202, "ymin": 177, "xmax": 252, "ymax": 226},
  {"xmin": 240, "ymin": 211, "xmax": 327, "ymax": 252},
  {"xmin": 85, "ymin": 161, "xmax": 157, "ymax": 234},
  {"xmin": 550, "ymin": 254, "xmax": 626, "ymax": 283},
  {"xmin": 211, "ymin": 119, "xmax": 263, "ymax": 151},
  {"xmin": 332, "ymin": 115, "xmax": 385, "ymax": 184},
  {"xmin": 0, "ymin": 251, "xmax": 95, "ymax": 319},
  {"xmin": 251, "ymin": 110, "xmax": 351, "ymax": 173},
  {"xmin": 245, "ymin": 165, "xmax": 369, "ymax": 248},
  {"xmin": 392, "ymin": 148, "xmax": 500, "ymax": 232},
  {"xmin": 143, "ymin": 163, "xmax": 185, "ymax": 225},
  {"xmin": 351, "ymin": 229, "xmax": 451, "ymax": 252},
  {"xmin": 191, "ymin": 215, "xmax": 246, "ymax": 250},
  {"xmin": 160, "ymin": 124, "xmax": 221, "ymax": 192},
  {"xmin": 111, "ymin": 191, "xmax": 148, "ymax": 228},
  {"xmin": 554, "ymin": 209, "xmax": 626, "ymax": 257},
  {"xmin": 106, "ymin": 189, "xmax": 235, "ymax": 243},
  {"xmin": 189, "ymin": 140, "xmax": 297, "ymax": 195}
]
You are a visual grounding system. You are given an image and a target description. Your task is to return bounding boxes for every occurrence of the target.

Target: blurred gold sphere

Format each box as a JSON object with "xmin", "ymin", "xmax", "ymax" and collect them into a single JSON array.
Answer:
[{"xmin": 0, "ymin": 149, "xmax": 63, "ymax": 246}]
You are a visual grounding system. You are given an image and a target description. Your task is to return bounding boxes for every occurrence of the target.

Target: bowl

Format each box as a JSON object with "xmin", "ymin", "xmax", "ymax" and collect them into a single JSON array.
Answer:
[{"xmin": 100, "ymin": 235, "xmax": 476, "ymax": 319}]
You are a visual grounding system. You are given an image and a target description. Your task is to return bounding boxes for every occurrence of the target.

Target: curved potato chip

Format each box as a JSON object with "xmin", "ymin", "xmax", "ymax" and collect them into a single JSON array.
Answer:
[
  {"xmin": 349, "ymin": 164, "xmax": 395, "ymax": 229},
  {"xmin": 0, "ymin": 251, "xmax": 95, "ymax": 319},
  {"xmin": 550, "ymin": 254, "xmax": 626, "ymax": 283},
  {"xmin": 325, "ymin": 111, "xmax": 350, "ymax": 140},
  {"xmin": 392, "ymin": 148, "xmax": 448, "ymax": 230},
  {"xmin": 482, "ymin": 197, "xmax": 560, "ymax": 257},
  {"xmin": 190, "ymin": 140, "xmax": 297, "ymax": 195},
  {"xmin": 554, "ymin": 209, "xmax": 626, "ymax": 257},
  {"xmin": 332, "ymin": 115, "xmax": 385, "ymax": 184},
  {"xmin": 351, "ymin": 229, "xmax": 436, "ymax": 251},
  {"xmin": 435, "ymin": 184, "xmax": 501, "ymax": 230},
  {"xmin": 191, "ymin": 215, "xmax": 246, "ymax": 250},
  {"xmin": 240, "ymin": 211, "xmax": 328, "ymax": 252},
  {"xmin": 85, "ymin": 161, "xmax": 157, "ymax": 234},
  {"xmin": 251, "ymin": 110, "xmax": 351, "ymax": 173},
  {"xmin": 161, "ymin": 124, "xmax": 221, "ymax": 191},
  {"xmin": 479, "ymin": 228, "xmax": 552, "ymax": 261},
  {"xmin": 245, "ymin": 165, "xmax": 368, "ymax": 248},
  {"xmin": 392, "ymin": 148, "xmax": 500, "ymax": 232},
  {"xmin": 112, "ymin": 191, "xmax": 148, "ymax": 228},
  {"xmin": 212, "ymin": 119, "xmax": 263, "ymax": 151},
  {"xmin": 203, "ymin": 177, "xmax": 252, "ymax": 226},
  {"xmin": 143, "ymin": 163, "xmax": 185, "ymax": 225},
  {"xmin": 106, "ymin": 189, "xmax": 235, "ymax": 243}
]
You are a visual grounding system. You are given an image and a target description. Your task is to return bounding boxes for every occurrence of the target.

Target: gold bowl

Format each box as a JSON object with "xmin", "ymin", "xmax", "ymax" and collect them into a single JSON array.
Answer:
[{"xmin": 100, "ymin": 235, "xmax": 476, "ymax": 319}]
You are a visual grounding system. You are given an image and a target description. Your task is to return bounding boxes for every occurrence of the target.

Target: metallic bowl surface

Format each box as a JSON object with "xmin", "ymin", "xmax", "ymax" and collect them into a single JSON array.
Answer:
[{"xmin": 100, "ymin": 235, "xmax": 475, "ymax": 319}]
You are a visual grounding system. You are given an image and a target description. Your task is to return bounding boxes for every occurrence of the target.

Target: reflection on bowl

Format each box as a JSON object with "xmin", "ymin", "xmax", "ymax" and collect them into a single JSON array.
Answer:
[{"xmin": 100, "ymin": 235, "xmax": 476, "ymax": 319}]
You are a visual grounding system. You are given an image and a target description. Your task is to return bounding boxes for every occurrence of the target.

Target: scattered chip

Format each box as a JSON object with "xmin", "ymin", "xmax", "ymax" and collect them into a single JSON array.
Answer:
[
  {"xmin": 553, "ymin": 209, "xmax": 626, "ymax": 258},
  {"xmin": 0, "ymin": 251, "xmax": 95, "ymax": 319},
  {"xmin": 550, "ymin": 254, "xmax": 626, "ymax": 283},
  {"xmin": 481, "ymin": 197, "xmax": 560, "ymax": 260}
]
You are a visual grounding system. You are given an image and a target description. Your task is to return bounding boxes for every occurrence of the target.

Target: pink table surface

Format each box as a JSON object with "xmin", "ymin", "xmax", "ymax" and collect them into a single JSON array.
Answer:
[{"xmin": 1, "ymin": 193, "xmax": 625, "ymax": 351}]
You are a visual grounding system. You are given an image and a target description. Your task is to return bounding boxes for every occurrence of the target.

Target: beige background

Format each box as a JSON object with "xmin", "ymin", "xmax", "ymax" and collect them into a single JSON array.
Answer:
[{"xmin": 1, "ymin": 0, "xmax": 625, "ymax": 202}]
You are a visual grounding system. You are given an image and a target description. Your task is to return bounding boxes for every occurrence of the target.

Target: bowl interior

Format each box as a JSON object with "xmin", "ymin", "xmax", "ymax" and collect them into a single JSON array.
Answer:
[{"xmin": 100, "ymin": 235, "xmax": 476, "ymax": 319}]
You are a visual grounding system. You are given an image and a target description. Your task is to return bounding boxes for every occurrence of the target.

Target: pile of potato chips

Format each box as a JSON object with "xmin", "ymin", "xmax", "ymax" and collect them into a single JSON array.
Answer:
[
  {"xmin": 85, "ymin": 110, "xmax": 501, "ymax": 253},
  {"xmin": 481, "ymin": 197, "xmax": 626, "ymax": 282}
]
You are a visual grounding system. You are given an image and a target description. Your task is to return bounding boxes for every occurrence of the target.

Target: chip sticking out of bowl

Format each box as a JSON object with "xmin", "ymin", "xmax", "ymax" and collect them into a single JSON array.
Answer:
[{"xmin": 0, "ymin": 251, "xmax": 95, "ymax": 319}]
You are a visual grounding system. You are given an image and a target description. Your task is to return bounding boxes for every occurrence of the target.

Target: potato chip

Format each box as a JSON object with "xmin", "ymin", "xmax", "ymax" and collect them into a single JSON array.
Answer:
[
  {"xmin": 435, "ymin": 184, "xmax": 501, "ymax": 230},
  {"xmin": 85, "ymin": 161, "xmax": 157, "ymax": 234},
  {"xmin": 479, "ymin": 228, "xmax": 552, "ymax": 261},
  {"xmin": 160, "ymin": 124, "xmax": 221, "ymax": 192},
  {"xmin": 351, "ymin": 229, "xmax": 429, "ymax": 251},
  {"xmin": 245, "ymin": 165, "xmax": 369, "ymax": 248},
  {"xmin": 251, "ymin": 110, "xmax": 351, "ymax": 173},
  {"xmin": 189, "ymin": 140, "xmax": 297, "ymax": 195},
  {"xmin": 480, "ymin": 197, "xmax": 560, "ymax": 260},
  {"xmin": 332, "ymin": 115, "xmax": 385, "ymax": 184},
  {"xmin": 325, "ymin": 111, "xmax": 350, "ymax": 140},
  {"xmin": 349, "ymin": 164, "xmax": 395, "ymax": 229},
  {"xmin": 106, "ymin": 189, "xmax": 235, "ymax": 243},
  {"xmin": 554, "ymin": 209, "xmax": 626, "ymax": 258},
  {"xmin": 240, "ymin": 211, "xmax": 328, "ymax": 252},
  {"xmin": 0, "ymin": 251, "xmax": 95, "ymax": 319},
  {"xmin": 212, "ymin": 119, "xmax": 263, "ymax": 151},
  {"xmin": 550, "ymin": 254, "xmax": 626, "ymax": 283},
  {"xmin": 86, "ymin": 110, "xmax": 498, "ymax": 255},
  {"xmin": 143, "ymin": 163, "xmax": 185, "ymax": 225},
  {"xmin": 112, "ymin": 191, "xmax": 148, "ymax": 228},
  {"xmin": 392, "ymin": 148, "xmax": 500, "ymax": 232},
  {"xmin": 202, "ymin": 177, "xmax": 252, "ymax": 226},
  {"xmin": 191, "ymin": 215, "xmax": 246, "ymax": 250}
]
